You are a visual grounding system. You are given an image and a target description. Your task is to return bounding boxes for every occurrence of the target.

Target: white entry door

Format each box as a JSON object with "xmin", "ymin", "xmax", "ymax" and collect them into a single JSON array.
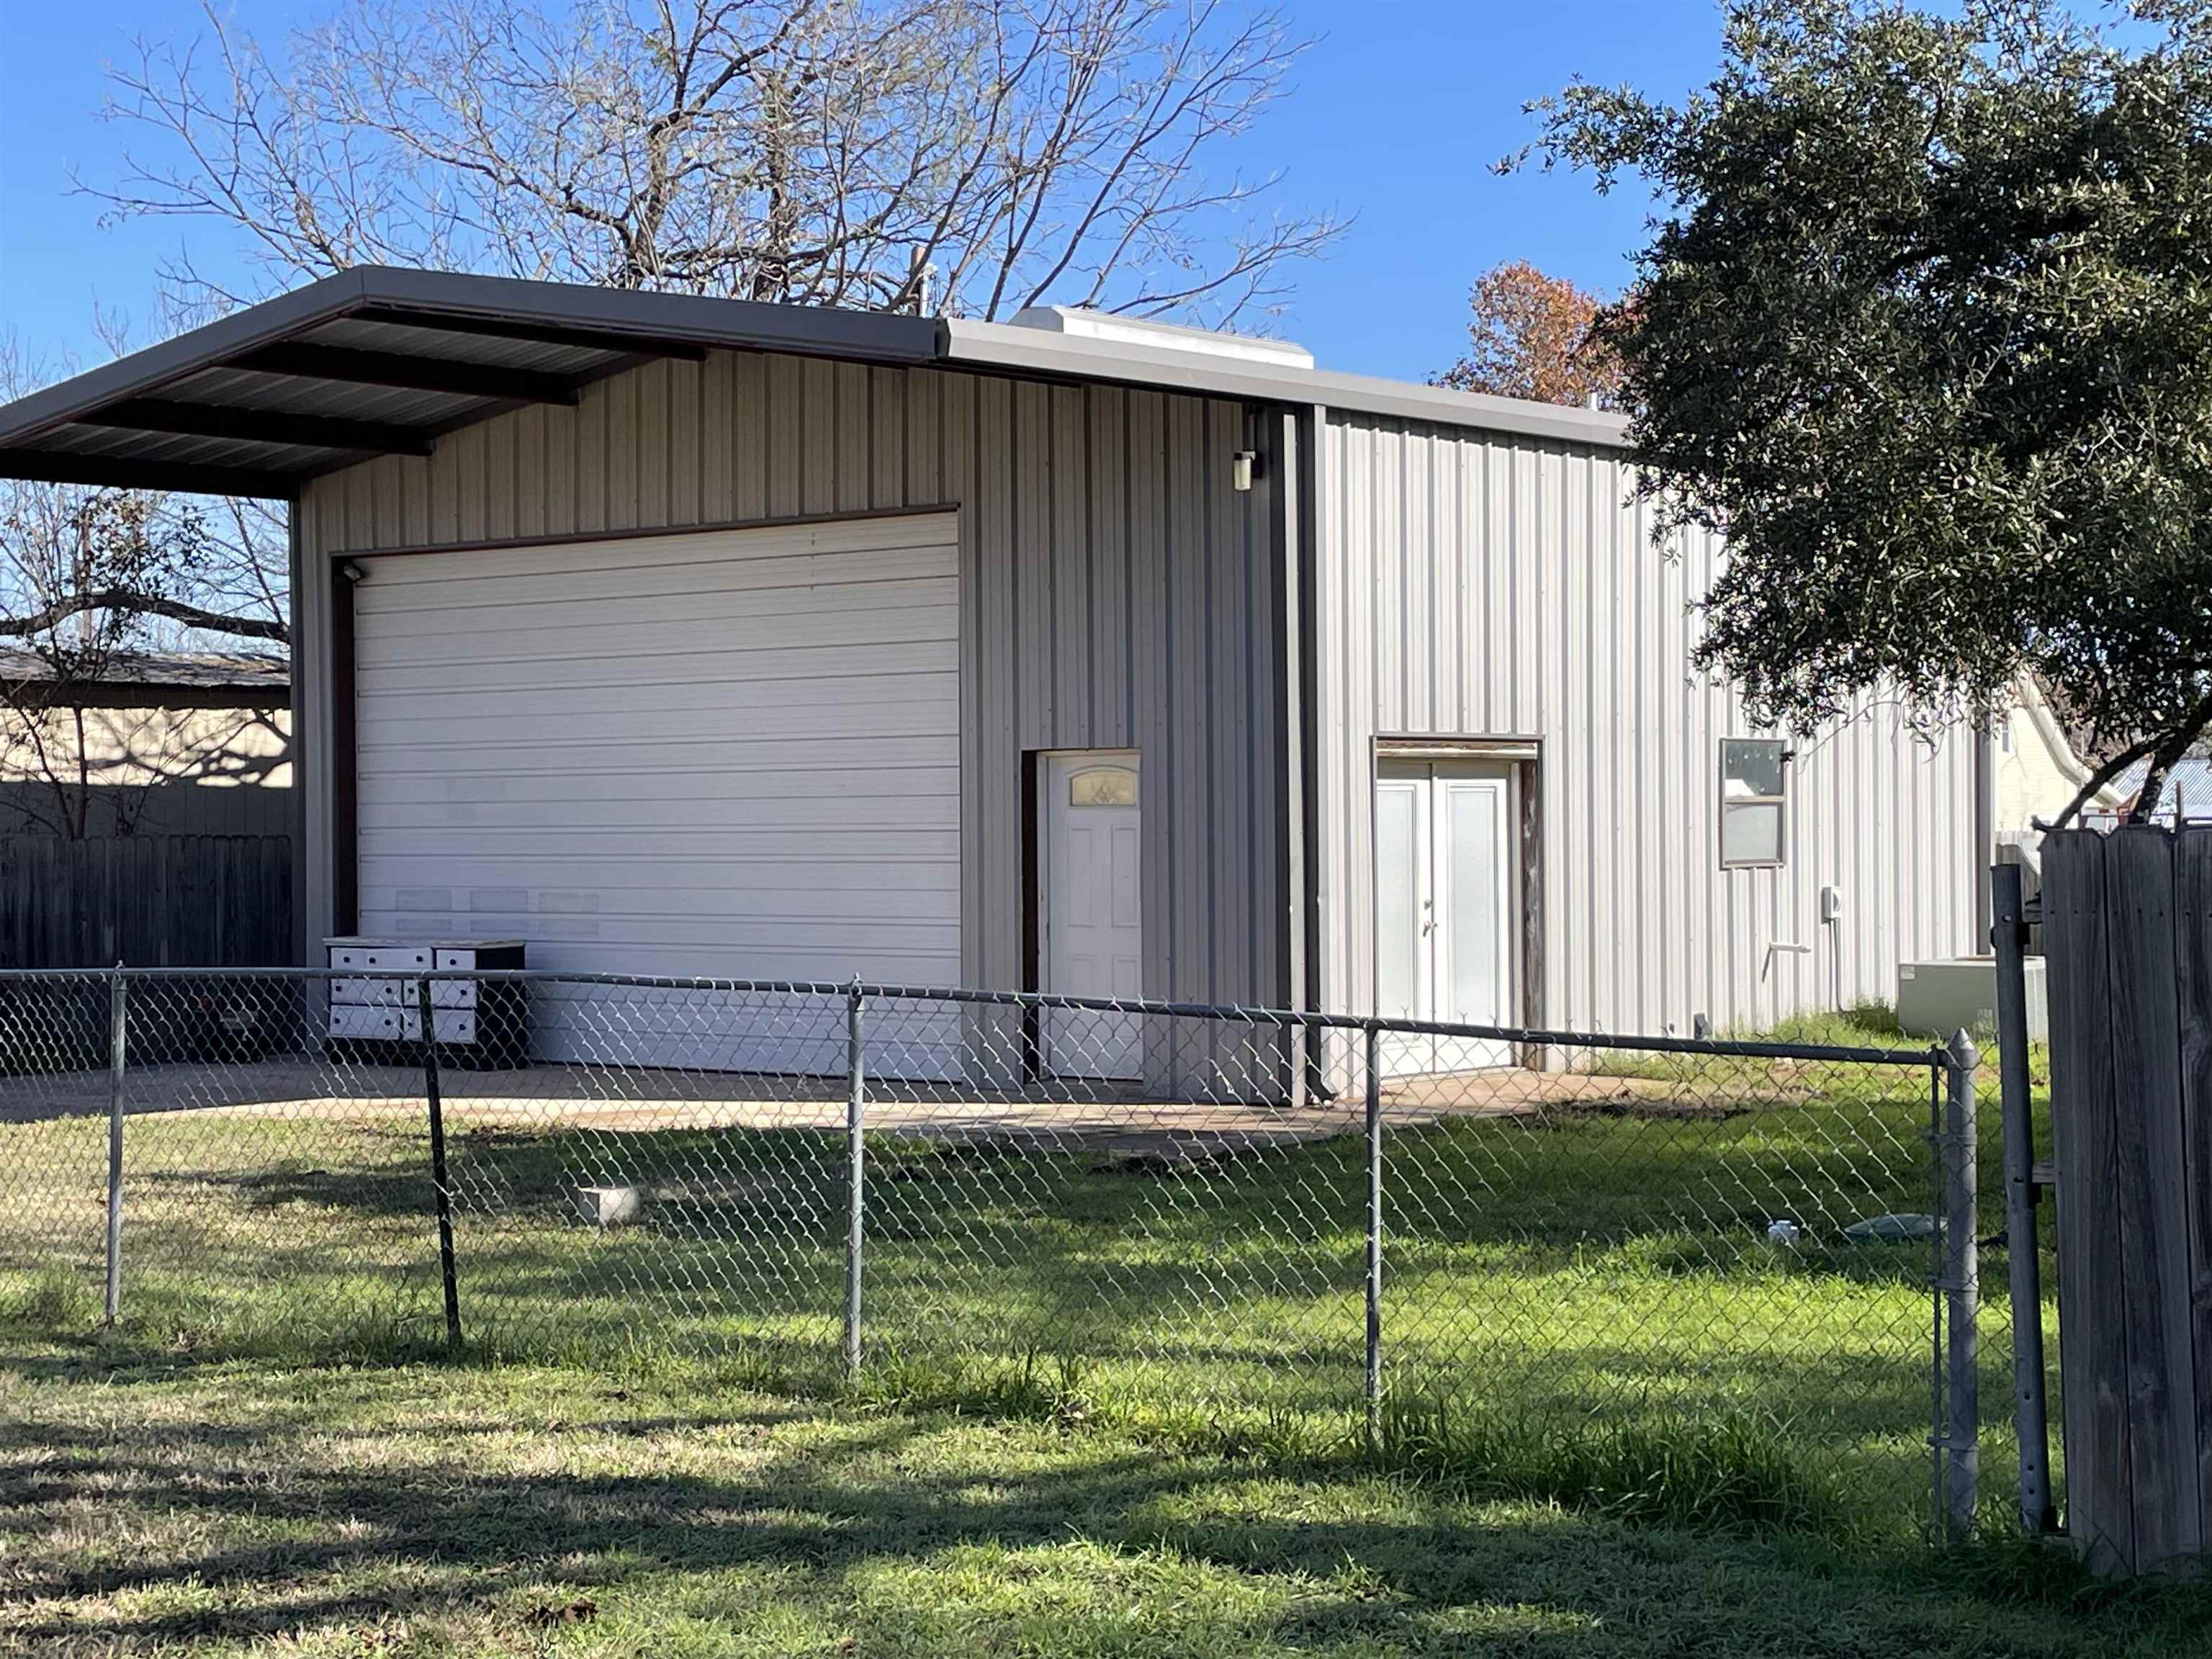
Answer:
[
  {"xmin": 1040, "ymin": 752, "xmax": 1142, "ymax": 1079},
  {"xmin": 1375, "ymin": 760, "xmax": 1515, "ymax": 1076}
]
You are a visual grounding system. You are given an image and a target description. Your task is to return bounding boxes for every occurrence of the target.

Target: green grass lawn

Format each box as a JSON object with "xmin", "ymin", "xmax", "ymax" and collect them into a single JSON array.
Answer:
[
  {"xmin": 0, "ymin": 1013, "xmax": 2172, "ymax": 1655},
  {"xmin": 1, "ymin": 1345, "xmax": 2200, "ymax": 1658},
  {"xmin": 0, "ymin": 1015, "xmax": 2049, "ymax": 1546}
]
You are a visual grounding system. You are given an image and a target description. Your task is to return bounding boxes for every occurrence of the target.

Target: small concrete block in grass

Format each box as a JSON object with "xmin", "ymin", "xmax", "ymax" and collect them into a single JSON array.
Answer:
[{"xmin": 575, "ymin": 1184, "xmax": 646, "ymax": 1228}]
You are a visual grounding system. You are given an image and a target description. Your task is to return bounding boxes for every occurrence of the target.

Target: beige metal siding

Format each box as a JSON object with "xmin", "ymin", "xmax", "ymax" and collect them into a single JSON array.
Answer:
[
  {"xmin": 296, "ymin": 350, "xmax": 1285, "ymax": 1010},
  {"xmin": 1315, "ymin": 413, "xmax": 1979, "ymax": 1035}
]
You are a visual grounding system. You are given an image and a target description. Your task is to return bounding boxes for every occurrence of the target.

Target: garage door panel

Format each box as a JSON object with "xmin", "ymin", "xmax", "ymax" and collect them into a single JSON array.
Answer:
[
  {"xmin": 359, "ymin": 670, "xmax": 958, "ymax": 717},
  {"xmin": 359, "ymin": 686, "xmax": 958, "ymax": 747},
  {"xmin": 359, "ymin": 767, "xmax": 958, "ymax": 807},
  {"xmin": 361, "ymin": 884, "xmax": 958, "ymax": 923},
  {"xmin": 354, "ymin": 514, "xmax": 962, "ymax": 1076},
  {"xmin": 366, "ymin": 914, "xmax": 959, "ymax": 955},
  {"xmin": 356, "ymin": 579, "xmax": 956, "ymax": 658},
  {"xmin": 446, "ymin": 944, "xmax": 961, "ymax": 995},
  {"xmin": 365, "ymin": 544, "xmax": 956, "ymax": 619},
  {"xmin": 357, "ymin": 601, "xmax": 960, "ymax": 671},
  {"xmin": 360, "ymin": 858, "xmax": 959, "ymax": 894},
  {"xmin": 360, "ymin": 794, "xmax": 957, "ymax": 833},
  {"xmin": 367, "ymin": 513, "xmax": 953, "ymax": 590},
  {"xmin": 375, "ymin": 563, "xmax": 955, "ymax": 633},
  {"xmin": 356, "ymin": 641, "xmax": 956, "ymax": 696},
  {"xmin": 520, "ymin": 989, "xmax": 963, "ymax": 1079},
  {"xmin": 359, "ymin": 827, "xmax": 954, "ymax": 862},
  {"xmin": 360, "ymin": 735, "xmax": 961, "ymax": 780}
]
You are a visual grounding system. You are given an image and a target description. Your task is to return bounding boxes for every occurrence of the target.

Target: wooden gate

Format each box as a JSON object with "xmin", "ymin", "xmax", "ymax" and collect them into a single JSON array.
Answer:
[{"xmin": 2041, "ymin": 825, "xmax": 2212, "ymax": 1575}]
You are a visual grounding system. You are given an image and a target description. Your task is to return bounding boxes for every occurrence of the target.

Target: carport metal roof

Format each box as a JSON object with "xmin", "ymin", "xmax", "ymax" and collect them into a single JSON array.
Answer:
[
  {"xmin": 0, "ymin": 267, "xmax": 1631, "ymax": 501},
  {"xmin": 0, "ymin": 269, "xmax": 948, "ymax": 500}
]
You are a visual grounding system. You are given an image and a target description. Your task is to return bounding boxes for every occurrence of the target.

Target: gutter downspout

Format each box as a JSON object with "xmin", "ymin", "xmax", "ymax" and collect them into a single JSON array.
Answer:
[
  {"xmin": 1300, "ymin": 404, "xmax": 1326, "ymax": 1029},
  {"xmin": 1266, "ymin": 400, "xmax": 1308, "ymax": 1089},
  {"xmin": 1973, "ymin": 717, "xmax": 1996, "ymax": 955}
]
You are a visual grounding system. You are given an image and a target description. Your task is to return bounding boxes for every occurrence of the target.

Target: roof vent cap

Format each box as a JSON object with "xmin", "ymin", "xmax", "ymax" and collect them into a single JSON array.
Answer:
[{"xmin": 1005, "ymin": 306, "xmax": 1313, "ymax": 372}]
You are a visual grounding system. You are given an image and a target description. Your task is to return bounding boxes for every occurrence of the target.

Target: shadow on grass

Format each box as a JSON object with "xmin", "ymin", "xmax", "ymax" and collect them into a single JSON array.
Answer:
[
  {"xmin": 104, "ymin": 1110, "xmax": 1943, "ymax": 1277},
  {"xmin": 1, "ymin": 1364, "xmax": 2205, "ymax": 1658}
]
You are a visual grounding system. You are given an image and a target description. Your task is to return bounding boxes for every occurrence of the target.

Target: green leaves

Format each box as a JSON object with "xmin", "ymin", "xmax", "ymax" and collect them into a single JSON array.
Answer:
[{"xmin": 1529, "ymin": 1, "xmax": 2212, "ymax": 810}]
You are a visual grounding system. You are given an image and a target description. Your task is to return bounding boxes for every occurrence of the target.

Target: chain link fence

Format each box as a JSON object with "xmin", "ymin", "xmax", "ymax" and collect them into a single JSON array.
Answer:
[{"xmin": 0, "ymin": 967, "xmax": 2023, "ymax": 1542}]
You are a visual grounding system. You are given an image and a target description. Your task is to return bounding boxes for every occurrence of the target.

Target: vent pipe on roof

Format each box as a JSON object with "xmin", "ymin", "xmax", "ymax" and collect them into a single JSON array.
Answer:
[{"xmin": 1005, "ymin": 306, "xmax": 1314, "ymax": 372}]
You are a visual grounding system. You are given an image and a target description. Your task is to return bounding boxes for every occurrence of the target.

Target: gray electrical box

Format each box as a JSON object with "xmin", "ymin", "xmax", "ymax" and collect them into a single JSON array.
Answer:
[{"xmin": 1896, "ymin": 956, "xmax": 2046, "ymax": 1043}]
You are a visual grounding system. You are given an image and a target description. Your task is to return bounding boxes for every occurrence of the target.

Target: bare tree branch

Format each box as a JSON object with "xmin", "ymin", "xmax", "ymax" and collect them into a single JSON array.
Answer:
[
  {"xmin": 0, "ymin": 588, "xmax": 287, "ymax": 646},
  {"xmin": 83, "ymin": 0, "xmax": 1341, "ymax": 325}
]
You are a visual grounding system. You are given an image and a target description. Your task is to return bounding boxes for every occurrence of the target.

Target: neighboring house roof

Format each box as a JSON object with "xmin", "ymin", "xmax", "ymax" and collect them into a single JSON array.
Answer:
[
  {"xmin": 0, "ymin": 268, "xmax": 1629, "ymax": 502},
  {"xmin": 0, "ymin": 648, "xmax": 289, "ymax": 706},
  {"xmin": 2108, "ymin": 755, "xmax": 2212, "ymax": 822}
]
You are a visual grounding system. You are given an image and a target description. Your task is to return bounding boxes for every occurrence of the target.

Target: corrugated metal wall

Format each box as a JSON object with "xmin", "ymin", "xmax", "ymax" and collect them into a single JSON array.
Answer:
[
  {"xmin": 295, "ymin": 351, "xmax": 1287, "ymax": 1012},
  {"xmin": 1313, "ymin": 412, "xmax": 1979, "ymax": 1036}
]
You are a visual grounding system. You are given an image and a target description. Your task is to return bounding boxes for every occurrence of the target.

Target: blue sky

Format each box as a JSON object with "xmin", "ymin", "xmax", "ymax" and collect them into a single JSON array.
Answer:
[{"xmin": 0, "ymin": 1, "xmax": 1725, "ymax": 385}]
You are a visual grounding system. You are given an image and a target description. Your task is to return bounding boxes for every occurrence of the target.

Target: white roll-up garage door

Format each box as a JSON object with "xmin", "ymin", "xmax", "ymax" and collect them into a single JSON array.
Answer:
[{"xmin": 353, "ymin": 512, "xmax": 961, "ymax": 1074}]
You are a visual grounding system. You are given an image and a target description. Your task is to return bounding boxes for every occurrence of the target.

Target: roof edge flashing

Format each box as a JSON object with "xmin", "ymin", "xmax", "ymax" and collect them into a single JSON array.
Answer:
[
  {"xmin": 945, "ymin": 317, "xmax": 1634, "ymax": 450},
  {"xmin": 349, "ymin": 268, "xmax": 947, "ymax": 363},
  {"xmin": 0, "ymin": 267, "xmax": 946, "ymax": 433}
]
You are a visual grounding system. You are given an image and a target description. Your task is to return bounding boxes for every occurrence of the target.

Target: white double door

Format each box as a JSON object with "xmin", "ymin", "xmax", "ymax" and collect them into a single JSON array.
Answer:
[{"xmin": 1375, "ymin": 760, "xmax": 1516, "ymax": 1076}]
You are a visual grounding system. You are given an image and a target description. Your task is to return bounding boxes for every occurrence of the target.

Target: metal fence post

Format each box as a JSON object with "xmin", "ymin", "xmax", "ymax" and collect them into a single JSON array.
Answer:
[
  {"xmin": 845, "ymin": 979, "xmax": 866, "ymax": 1380},
  {"xmin": 1991, "ymin": 863, "xmax": 2056, "ymax": 1536},
  {"xmin": 102, "ymin": 965, "xmax": 126, "ymax": 1326},
  {"xmin": 418, "ymin": 976, "xmax": 462, "ymax": 1354},
  {"xmin": 1364, "ymin": 1020, "xmax": 1383, "ymax": 1453},
  {"xmin": 1943, "ymin": 1026, "xmax": 1982, "ymax": 1538}
]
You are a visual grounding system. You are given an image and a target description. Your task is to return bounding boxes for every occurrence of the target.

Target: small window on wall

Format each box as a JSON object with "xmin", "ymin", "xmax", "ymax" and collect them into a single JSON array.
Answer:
[
  {"xmin": 1719, "ymin": 738, "xmax": 1789, "ymax": 868},
  {"xmin": 1069, "ymin": 767, "xmax": 1138, "ymax": 808}
]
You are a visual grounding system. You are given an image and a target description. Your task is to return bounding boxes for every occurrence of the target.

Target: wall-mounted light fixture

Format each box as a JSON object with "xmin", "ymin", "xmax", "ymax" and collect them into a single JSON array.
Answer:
[
  {"xmin": 339, "ymin": 560, "xmax": 368, "ymax": 585},
  {"xmin": 1231, "ymin": 449, "xmax": 1259, "ymax": 492}
]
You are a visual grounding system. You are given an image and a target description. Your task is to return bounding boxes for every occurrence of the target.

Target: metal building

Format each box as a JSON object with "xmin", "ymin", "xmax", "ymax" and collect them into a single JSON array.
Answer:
[{"xmin": 0, "ymin": 269, "xmax": 1982, "ymax": 1071}]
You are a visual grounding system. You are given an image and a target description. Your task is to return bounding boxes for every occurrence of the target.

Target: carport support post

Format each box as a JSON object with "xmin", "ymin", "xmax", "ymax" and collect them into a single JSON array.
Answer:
[
  {"xmin": 1942, "ymin": 1028, "xmax": 1982, "ymax": 1538},
  {"xmin": 103, "ymin": 966, "xmax": 126, "ymax": 1326},
  {"xmin": 418, "ymin": 976, "xmax": 462, "ymax": 1354},
  {"xmin": 845, "ymin": 981, "xmax": 866, "ymax": 1379},
  {"xmin": 1364, "ymin": 1020, "xmax": 1382, "ymax": 1453}
]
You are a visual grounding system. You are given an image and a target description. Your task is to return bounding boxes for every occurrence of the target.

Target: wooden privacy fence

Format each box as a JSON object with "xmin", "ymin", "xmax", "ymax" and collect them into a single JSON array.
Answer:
[
  {"xmin": 0, "ymin": 834, "xmax": 293, "ymax": 969},
  {"xmin": 2042, "ymin": 826, "xmax": 2212, "ymax": 1575}
]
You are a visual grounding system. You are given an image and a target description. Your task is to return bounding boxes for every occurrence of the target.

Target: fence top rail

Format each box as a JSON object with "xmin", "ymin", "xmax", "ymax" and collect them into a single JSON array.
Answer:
[{"xmin": 0, "ymin": 963, "xmax": 1949, "ymax": 1068}]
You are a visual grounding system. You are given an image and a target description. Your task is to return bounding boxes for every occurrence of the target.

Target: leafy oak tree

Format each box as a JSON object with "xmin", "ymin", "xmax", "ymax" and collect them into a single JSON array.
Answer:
[{"xmin": 1529, "ymin": 0, "xmax": 2212, "ymax": 821}]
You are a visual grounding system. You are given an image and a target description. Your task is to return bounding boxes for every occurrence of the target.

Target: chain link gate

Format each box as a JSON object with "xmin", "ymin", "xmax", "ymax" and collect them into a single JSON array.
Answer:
[{"xmin": 0, "ymin": 966, "xmax": 1997, "ymax": 1540}]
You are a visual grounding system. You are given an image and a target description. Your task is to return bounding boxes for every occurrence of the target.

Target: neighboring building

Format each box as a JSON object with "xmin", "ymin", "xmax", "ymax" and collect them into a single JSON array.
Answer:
[
  {"xmin": 0, "ymin": 270, "xmax": 1984, "ymax": 1076},
  {"xmin": 0, "ymin": 649, "xmax": 292, "ymax": 968},
  {"xmin": 0, "ymin": 649, "xmax": 291, "ymax": 837},
  {"xmin": 2107, "ymin": 755, "xmax": 2212, "ymax": 827},
  {"xmin": 1992, "ymin": 677, "xmax": 2122, "ymax": 837}
]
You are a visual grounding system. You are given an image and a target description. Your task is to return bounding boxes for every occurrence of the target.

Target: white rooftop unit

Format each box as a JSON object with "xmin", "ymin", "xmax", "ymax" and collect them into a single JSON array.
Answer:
[{"xmin": 1004, "ymin": 305, "xmax": 1314, "ymax": 371}]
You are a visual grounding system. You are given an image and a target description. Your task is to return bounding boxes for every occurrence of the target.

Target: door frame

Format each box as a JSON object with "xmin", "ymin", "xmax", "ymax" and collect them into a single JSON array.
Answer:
[
  {"xmin": 321, "ymin": 504, "xmax": 962, "ymax": 970},
  {"xmin": 1028, "ymin": 746, "xmax": 1145, "ymax": 1081},
  {"xmin": 1369, "ymin": 735, "xmax": 1545, "ymax": 1053}
]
